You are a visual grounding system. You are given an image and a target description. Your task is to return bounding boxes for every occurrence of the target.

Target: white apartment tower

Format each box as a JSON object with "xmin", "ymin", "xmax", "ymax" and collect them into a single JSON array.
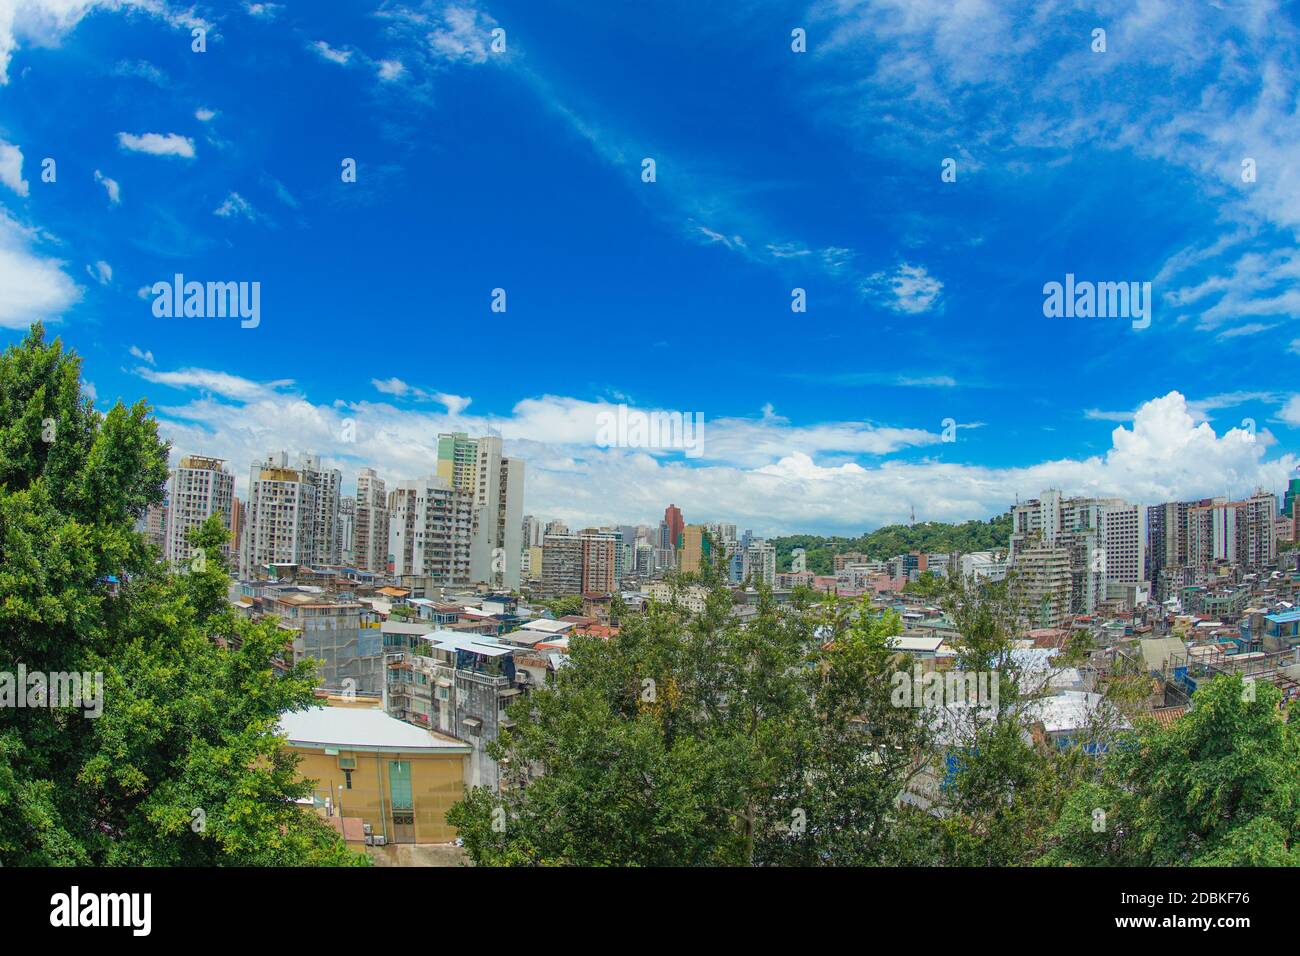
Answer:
[
  {"xmin": 387, "ymin": 476, "xmax": 476, "ymax": 583},
  {"xmin": 240, "ymin": 452, "xmax": 317, "ymax": 578},
  {"xmin": 163, "ymin": 455, "xmax": 235, "ymax": 567},
  {"xmin": 437, "ymin": 433, "xmax": 524, "ymax": 590}
]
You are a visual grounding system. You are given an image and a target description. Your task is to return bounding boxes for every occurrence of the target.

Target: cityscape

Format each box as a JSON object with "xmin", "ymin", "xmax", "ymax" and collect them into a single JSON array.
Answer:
[{"xmin": 0, "ymin": 0, "xmax": 1295, "ymax": 931}]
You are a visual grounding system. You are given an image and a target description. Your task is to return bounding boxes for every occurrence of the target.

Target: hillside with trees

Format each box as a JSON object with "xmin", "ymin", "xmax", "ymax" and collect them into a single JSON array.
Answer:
[{"xmin": 772, "ymin": 515, "xmax": 1013, "ymax": 574}]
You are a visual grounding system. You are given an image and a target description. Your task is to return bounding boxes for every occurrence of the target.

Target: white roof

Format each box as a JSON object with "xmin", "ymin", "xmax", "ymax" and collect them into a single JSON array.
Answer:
[
  {"xmin": 1027, "ymin": 691, "xmax": 1129, "ymax": 735},
  {"xmin": 381, "ymin": 620, "xmax": 434, "ymax": 635},
  {"xmin": 425, "ymin": 632, "xmax": 518, "ymax": 657},
  {"xmin": 499, "ymin": 629, "xmax": 548, "ymax": 646},
  {"xmin": 887, "ymin": 635, "xmax": 945, "ymax": 652},
  {"xmin": 522, "ymin": 619, "xmax": 574, "ymax": 634},
  {"xmin": 278, "ymin": 707, "xmax": 468, "ymax": 752}
]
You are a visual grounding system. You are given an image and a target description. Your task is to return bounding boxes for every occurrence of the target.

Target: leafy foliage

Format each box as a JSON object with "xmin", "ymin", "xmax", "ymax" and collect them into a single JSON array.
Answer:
[{"xmin": 0, "ymin": 325, "xmax": 365, "ymax": 866}]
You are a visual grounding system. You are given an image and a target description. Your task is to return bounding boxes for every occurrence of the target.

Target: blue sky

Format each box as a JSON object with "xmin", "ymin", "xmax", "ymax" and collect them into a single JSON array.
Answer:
[{"xmin": 1, "ymin": 0, "xmax": 1298, "ymax": 535}]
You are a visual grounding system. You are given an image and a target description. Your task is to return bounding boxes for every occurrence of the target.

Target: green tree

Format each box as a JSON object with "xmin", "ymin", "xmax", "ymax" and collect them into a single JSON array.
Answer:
[
  {"xmin": 1038, "ymin": 674, "xmax": 1299, "ymax": 866},
  {"xmin": 0, "ymin": 325, "xmax": 364, "ymax": 866}
]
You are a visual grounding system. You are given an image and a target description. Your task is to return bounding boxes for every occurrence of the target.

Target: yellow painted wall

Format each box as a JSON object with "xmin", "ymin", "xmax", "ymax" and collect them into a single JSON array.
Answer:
[{"xmin": 292, "ymin": 745, "xmax": 468, "ymax": 843}]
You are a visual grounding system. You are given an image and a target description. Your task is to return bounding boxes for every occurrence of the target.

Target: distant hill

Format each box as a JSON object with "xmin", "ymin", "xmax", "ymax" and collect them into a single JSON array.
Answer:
[{"xmin": 771, "ymin": 514, "xmax": 1012, "ymax": 575}]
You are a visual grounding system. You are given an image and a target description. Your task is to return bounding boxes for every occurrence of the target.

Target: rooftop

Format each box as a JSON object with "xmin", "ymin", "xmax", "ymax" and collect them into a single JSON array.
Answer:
[{"xmin": 278, "ymin": 706, "xmax": 469, "ymax": 752}]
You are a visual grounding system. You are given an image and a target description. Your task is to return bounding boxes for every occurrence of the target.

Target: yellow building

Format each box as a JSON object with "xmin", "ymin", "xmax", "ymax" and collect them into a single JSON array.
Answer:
[
  {"xmin": 280, "ymin": 705, "xmax": 470, "ymax": 844},
  {"xmin": 678, "ymin": 525, "xmax": 710, "ymax": 574}
]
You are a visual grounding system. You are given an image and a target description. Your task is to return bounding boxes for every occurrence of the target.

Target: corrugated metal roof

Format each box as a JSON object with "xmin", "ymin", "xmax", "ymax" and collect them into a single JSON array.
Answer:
[{"xmin": 279, "ymin": 706, "xmax": 469, "ymax": 752}]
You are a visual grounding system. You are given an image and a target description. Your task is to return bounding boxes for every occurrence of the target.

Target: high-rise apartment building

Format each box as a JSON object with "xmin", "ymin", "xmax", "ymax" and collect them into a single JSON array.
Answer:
[
  {"xmin": 297, "ymin": 454, "xmax": 342, "ymax": 567},
  {"xmin": 522, "ymin": 514, "xmax": 545, "ymax": 548},
  {"xmin": 678, "ymin": 524, "xmax": 710, "ymax": 574},
  {"xmin": 1008, "ymin": 540, "xmax": 1072, "ymax": 628},
  {"xmin": 1146, "ymin": 500, "xmax": 1191, "ymax": 581},
  {"xmin": 742, "ymin": 538, "xmax": 777, "ymax": 587},
  {"xmin": 1101, "ymin": 503, "xmax": 1146, "ymax": 595},
  {"xmin": 541, "ymin": 533, "xmax": 583, "ymax": 595},
  {"xmin": 387, "ymin": 476, "xmax": 476, "ymax": 584},
  {"xmin": 575, "ymin": 529, "xmax": 619, "ymax": 595},
  {"xmin": 1188, "ymin": 492, "xmax": 1276, "ymax": 570},
  {"xmin": 436, "ymin": 433, "xmax": 524, "ymax": 590},
  {"xmin": 241, "ymin": 452, "xmax": 317, "ymax": 578},
  {"xmin": 1009, "ymin": 491, "xmax": 1137, "ymax": 615},
  {"xmin": 354, "ymin": 467, "xmax": 389, "ymax": 574},
  {"xmin": 664, "ymin": 504, "xmax": 684, "ymax": 552},
  {"xmin": 163, "ymin": 455, "xmax": 235, "ymax": 567}
]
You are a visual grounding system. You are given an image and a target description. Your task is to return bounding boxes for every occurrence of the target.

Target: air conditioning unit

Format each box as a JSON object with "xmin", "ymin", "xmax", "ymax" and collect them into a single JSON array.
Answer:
[
  {"xmin": 363, "ymin": 823, "xmax": 372, "ymax": 835},
  {"xmin": 364, "ymin": 835, "xmax": 374, "ymax": 846},
  {"xmin": 371, "ymin": 835, "xmax": 387, "ymax": 846}
]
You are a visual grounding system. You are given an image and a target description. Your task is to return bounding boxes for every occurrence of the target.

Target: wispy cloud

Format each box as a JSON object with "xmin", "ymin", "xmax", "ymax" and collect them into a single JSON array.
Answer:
[
  {"xmin": 311, "ymin": 40, "xmax": 352, "ymax": 65},
  {"xmin": 93, "ymin": 169, "xmax": 120, "ymax": 204}
]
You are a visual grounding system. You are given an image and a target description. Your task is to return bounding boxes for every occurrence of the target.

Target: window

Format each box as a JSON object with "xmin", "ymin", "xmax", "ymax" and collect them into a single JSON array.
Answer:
[{"xmin": 342, "ymin": 769, "xmax": 353, "ymax": 790}]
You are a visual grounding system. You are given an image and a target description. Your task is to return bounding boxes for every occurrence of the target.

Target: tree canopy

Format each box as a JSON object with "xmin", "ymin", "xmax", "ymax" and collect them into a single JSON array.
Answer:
[{"xmin": 0, "ymin": 324, "xmax": 364, "ymax": 865}]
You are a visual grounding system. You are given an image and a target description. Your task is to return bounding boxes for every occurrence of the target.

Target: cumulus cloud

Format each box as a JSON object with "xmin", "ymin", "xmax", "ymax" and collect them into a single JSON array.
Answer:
[
  {"xmin": 862, "ymin": 262, "xmax": 943, "ymax": 314},
  {"xmin": 194, "ymin": 107, "xmax": 216, "ymax": 122},
  {"xmin": 377, "ymin": 59, "xmax": 404, "ymax": 81},
  {"xmin": 1, "ymin": 1, "xmax": 211, "ymax": 84},
  {"xmin": 0, "ymin": 207, "xmax": 80, "ymax": 327},
  {"xmin": 117, "ymin": 131, "xmax": 195, "ymax": 158},
  {"xmin": 132, "ymin": 364, "xmax": 1288, "ymax": 533},
  {"xmin": 429, "ymin": 6, "xmax": 499, "ymax": 64}
]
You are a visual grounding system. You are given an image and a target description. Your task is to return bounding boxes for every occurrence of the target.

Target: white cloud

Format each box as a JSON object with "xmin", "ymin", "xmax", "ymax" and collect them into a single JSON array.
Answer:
[
  {"xmin": 1, "ymin": 1, "xmax": 212, "ymax": 85},
  {"xmin": 0, "ymin": 207, "xmax": 80, "ymax": 327},
  {"xmin": 429, "ymin": 6, "xmax": 498, "ymax": 64},
  {"xmin": 93, "ymin": 168, "xmax": 120, "ymax": 204},
  {"xmin": 140, "ymin": 382, "xmax": 1296, "ymax": 534},
  {"xmin": 311, "ymin": 40, "xmax": 351, "ymax": 65},
  {"xmin": 244, "ymin": 2, "xmax": 282, "ymax": 18},
  {"xmin": 0, "ymin": 140, "xmax": 28, "ymax": 196},
  {"xmin": 117, "ymin": 131, "xmax": 195, "ymax": 158},
  {"xmin": 194, "ymin": 107, "xmax": 216, "ymax": 122},
  {"xmin": 862, "ymin": 262, "xmax": 943, "ymax": 314},
  {"xmin": 377, "ymin": 59, "xmax": 404, "ymax": 81},
  {"xmin": 213, "ymin": 191, "xmax": 257, "ymax": 220},
  {"xmin": 129, "ymin": 344, "xmax": 155, "ymax": 365},
  {"xmin": 371, "ymin": 376, "xmax": 471, "ymax": 414},
  {"xmin": 135, "ymin": 366, "xmax": 295, "ymax": 402},
  {"xmin": 86, "ymin": 259, "xmax": 111, "ymax": 285}
]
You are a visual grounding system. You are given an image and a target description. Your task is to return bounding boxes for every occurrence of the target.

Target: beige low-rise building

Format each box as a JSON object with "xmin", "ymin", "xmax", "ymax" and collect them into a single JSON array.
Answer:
[{"xmin": 281, "ymin": 705, "xmax": 470, "ymax": 844}]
